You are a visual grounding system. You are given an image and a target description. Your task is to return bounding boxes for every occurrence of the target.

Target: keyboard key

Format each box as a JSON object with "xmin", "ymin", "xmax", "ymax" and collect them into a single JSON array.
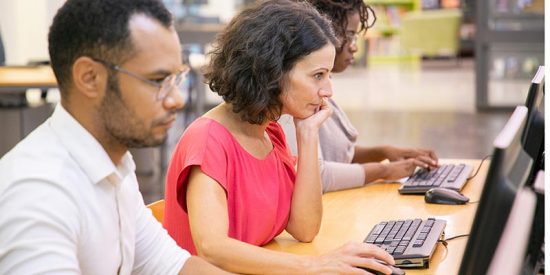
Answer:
[
  {"xmin": 418, "ymin": 233, "xmax": 428, "ymax": 240},
  {"xmin": 413, "ymin": 240, "xmax": 424, "ymax": 247},
  {"xmin": 395, "ymin": 245, "xmax": 407, "ymax": 255},
  {"xmin": 447, "ymin": 165, "xmax": 465, "ymax": 182},
  {"xmin": 365, "ymin": 234, "xmax": 378, "ymax": 243},
  {"xmin": 372, "ymin": 223, "xmax": 386, "ymax": 235},
  {"xmin": 395, "ymin": 225, "xmax": 410, "ymax": 240}
]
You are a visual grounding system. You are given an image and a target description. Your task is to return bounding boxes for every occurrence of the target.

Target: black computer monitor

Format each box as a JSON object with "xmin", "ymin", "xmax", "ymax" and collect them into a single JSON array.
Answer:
[
  {"xmin": 458, "ymin": 106, "xmax": 534, "ymax": 275},
  {"xmin": 521, "ymin": 65, "xmax": 544, "ymax": 182},
  {"xmin": 524, "ymin": 66, "xmax": 544, "ymax": 119},
  {"xmin": 522, "ymin": 170, "xmax": 545, "ymax": 274},
  {"xmin": 485, "ymin": 172, "xmax": 542, "ymax": 275}
]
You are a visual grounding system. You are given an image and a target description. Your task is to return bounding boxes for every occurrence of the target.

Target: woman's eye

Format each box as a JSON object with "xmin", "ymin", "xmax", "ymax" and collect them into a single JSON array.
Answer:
[
  {"xmin": 151, "ymin": 78, "xmax": 165, "ymax": 85},
  {"xmin": 314, "ymin": 73, "xmax": 323, "ymax": 80}
]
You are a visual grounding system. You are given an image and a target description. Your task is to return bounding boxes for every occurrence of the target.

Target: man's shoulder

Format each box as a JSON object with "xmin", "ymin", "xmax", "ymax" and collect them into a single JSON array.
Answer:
[{"xmin": 0, "ymin": 123, "xmax": 77, "ymax": 187}]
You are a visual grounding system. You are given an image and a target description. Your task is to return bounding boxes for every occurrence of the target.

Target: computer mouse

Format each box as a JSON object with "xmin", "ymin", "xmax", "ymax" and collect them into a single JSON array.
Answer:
[
  {"xmin": 359, "ymin": 262, "xmax": 405, "ymax": 275},
  {"xmin": 425, "ymin": 187, "xmax": 469, "ymax": 205}
]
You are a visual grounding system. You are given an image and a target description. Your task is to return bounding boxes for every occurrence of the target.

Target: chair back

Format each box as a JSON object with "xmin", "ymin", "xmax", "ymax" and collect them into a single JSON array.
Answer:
[{"xmin": 147, "ymin": 199, "xmax": 165, "ymax": 223}]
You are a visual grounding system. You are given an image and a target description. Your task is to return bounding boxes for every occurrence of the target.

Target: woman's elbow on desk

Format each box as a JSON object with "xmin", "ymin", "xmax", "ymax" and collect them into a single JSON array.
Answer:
[
  {"xmin": 286, "ymin": 222, "xmax": 320, "ymax": 243},
  {"xmin": 292, "ymin": 233, "xmax": 317, "ymax": 243}
]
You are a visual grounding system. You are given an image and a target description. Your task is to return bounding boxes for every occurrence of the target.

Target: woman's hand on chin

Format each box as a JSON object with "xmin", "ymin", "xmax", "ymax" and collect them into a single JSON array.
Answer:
[{"xmin": 293, "ymin": 97, "xmax": 332, "ymax": 131}]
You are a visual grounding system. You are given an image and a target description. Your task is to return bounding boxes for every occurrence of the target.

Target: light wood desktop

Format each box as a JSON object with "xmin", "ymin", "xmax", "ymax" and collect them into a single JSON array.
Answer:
[
  {"xmin": 0, "ymin": 65, "xmax": 57, "ymax": 92},
  {"xmin": 264, "ymin": 159, "xmax": 489, "ymax": 275},
  {"xmin": 0, "ymin": 66, "xmax": 57, "ymax": 156}
]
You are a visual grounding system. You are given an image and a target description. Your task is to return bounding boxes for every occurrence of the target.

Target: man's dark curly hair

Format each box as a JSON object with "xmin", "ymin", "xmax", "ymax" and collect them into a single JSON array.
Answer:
[
  {"xmin": 204, "ymin": 0, "xmax": 339, "ymax": 125},
  {"xmin": 48, "ymin": 0, "xmax": 172, "ymax": 98},
  {"xmin": 304, "ymin": 0, "xmax": 376, "ymax": 47}
]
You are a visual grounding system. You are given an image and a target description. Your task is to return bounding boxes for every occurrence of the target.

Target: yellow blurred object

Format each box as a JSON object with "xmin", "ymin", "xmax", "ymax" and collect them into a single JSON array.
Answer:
[
  {"xmin": 400, "ymin": 9, "xmax": 462, "ymax": 57},
  {"xmin": 147, "ymin": 199, "xmax": 165, "ymax": 223}
]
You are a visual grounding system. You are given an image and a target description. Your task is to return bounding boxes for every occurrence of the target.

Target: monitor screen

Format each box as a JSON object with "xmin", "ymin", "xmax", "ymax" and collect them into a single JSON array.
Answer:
[
  {"xmin": 522, "ymin": 170, "xmax": 545, "ymax": 274},
  {"xmin": 524, "ymin": 66, "xmax": 544, "ymax": 119},
  {"xmin": 486, "ymin": 177, "xmax": 539, "ymax": 275},
  {"xmin": 458, "ymin": 106, "xmax": 534, "ymax": 275},
  {"xmin": 522, "ymin": 65, "xmax": 544, "ymax": 182}
]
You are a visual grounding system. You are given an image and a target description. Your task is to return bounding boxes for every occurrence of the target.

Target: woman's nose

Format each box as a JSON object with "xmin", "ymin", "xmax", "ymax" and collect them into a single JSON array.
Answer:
[
  {"xmin": 320, "ymin": 83, "xmax": 333, "ymax": 98},
  {"xmin": 349, "ymin": 42, "xmax": 358, "ymax": 53}
]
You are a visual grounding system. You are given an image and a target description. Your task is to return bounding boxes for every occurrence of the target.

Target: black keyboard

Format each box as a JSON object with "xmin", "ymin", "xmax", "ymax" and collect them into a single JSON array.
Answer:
[
  {"xmin": 398, "ymin": 163, "xmax": 473, "ymax": 194},
  {"xmin": 364, "ymin": 218, "xmax": 446, "ymax": 268}
]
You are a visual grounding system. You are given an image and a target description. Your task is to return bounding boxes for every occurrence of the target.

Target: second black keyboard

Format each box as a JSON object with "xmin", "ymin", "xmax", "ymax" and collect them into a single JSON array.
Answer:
[{"xmin": 398, "ymin": 163, "xmax": 473, "ymax": 194}]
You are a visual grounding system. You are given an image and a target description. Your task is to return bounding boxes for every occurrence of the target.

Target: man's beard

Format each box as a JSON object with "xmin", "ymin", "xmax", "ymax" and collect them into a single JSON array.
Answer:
[{"xmin": 98, "ymin": 75, "xmax": 168, "ymax": 148}]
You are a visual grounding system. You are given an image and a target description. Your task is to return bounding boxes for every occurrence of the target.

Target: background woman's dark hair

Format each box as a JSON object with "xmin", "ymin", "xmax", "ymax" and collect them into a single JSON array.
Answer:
[
  {"xmin": 204, "ymin": 0, "xmax": 339, "ymax": 125},
  {"xmin": 48, "ymin": 0, "xmax": 172, "ymax": 98},
  {"xmin": 304, "ymin": 0, "xmax": 376, "ymax": 47}
]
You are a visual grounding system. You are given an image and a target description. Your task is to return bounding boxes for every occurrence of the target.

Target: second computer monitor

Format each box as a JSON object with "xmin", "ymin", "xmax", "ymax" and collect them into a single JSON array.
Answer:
[
  {"xmin": 522, "ymin": 66, "xmax": 544, "ymax": 182},
  {"xmin": 485, "ymin": 171, "xmax": 543, "ymax": 275},
  {"xmin": 458, "ymin": 106, "xmax": 533, "ymax": 275}
]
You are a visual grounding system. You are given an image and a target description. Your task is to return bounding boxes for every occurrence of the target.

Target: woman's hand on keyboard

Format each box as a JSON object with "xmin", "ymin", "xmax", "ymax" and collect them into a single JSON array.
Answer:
[
  {"xmin": 307, "ymin": 242, "xmax": 395, "ymax": 274},
  {"xmin": 382, "ymin": 159, "xmax": 430, "ymax": 180},
  {"xmin": 383, "ymin": 146, "xmax": 439, "ymax": 169}
]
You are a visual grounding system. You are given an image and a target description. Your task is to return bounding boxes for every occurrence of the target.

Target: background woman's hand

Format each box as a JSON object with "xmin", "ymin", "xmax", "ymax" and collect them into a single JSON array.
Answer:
[
  {"xmin": 381, "ymin": 159, "xmax": 427, "ymax": 180},
  {"xmin": 383, "ymin": 146, "xmax": 439, "ymax": 169}
]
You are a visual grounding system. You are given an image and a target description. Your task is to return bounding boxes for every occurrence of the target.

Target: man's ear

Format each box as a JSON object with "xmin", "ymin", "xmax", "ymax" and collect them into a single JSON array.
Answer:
[{"xmin": 71, "ymin": 56, "xmax": 108, "ymax": 99}]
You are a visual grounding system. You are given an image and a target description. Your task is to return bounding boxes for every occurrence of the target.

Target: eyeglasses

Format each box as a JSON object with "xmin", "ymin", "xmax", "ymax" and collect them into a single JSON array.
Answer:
[
  {"xmin": 91, "ymin": 57, "xmax": 190, "ymax": 101},
  {"xmin": 344, "ymin": 32, "xmax": 359, "ymax": 46}
]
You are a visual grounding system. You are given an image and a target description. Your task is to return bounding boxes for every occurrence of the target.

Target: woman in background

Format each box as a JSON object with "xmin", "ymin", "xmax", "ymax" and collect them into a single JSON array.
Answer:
[
  {"xmin": 280, "ymin": 0, "xmax": 440, "ymax": 192},
  {"xmin": 163, "ymin": 0, "xmax": 395, "ymax": 274}
]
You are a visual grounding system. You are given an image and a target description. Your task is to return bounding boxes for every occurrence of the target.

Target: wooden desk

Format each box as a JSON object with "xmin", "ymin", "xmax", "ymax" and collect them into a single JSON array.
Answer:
[
  {"xmin": 0, "ymin": 66, "xmax": 57, "ymax": 92},
  {"xmin": 0, "ymin": 66, "xmax": 57, "ymax": 156},
  {"xmin": 264, "ymin": 159, "xmax": 489, "ymax": 275}
]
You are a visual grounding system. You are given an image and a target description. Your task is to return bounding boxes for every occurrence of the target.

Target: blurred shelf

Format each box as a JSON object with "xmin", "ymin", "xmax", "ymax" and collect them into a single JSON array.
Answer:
[
  {"xmin": 366, "ymin": 0, "xmax": 420, "ymax": 64},
  {"xmin": 368, "ymin": 54, "xmax": 420, "ymax": 64},
  {"xmin": 374, "ymin": 26, "xmax": 401, "ymax": 36}
]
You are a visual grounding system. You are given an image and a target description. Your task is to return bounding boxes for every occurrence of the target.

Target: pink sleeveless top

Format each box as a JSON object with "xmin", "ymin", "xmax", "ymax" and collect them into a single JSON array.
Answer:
[{"xmin": 163, "ymin": 117, "xmax": 296, "ymax": 254}]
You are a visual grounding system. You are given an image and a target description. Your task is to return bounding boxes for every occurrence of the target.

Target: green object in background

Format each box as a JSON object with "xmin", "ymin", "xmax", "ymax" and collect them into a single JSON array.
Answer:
[{"xmin": 400, "ymin": 9, "xmax": 462, "ymax": 57}]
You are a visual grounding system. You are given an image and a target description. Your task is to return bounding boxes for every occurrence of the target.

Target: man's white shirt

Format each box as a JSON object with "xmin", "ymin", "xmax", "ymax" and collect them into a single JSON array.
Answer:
[{"xmin": 0, "ymin": 104, "xmax": 190, "ymax": 274}]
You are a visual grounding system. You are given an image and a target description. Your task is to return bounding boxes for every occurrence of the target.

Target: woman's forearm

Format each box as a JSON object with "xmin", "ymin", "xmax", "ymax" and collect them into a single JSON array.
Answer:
[
  {"xmin": 286, "ymin": 125, "xmax": 323, "ymax": 241},
  {"xmin": 198, "ymin": 236, "xmax": 314, "ymax": 274},
  {"xmin": 352, "ymin": 145, "xmax": 390, "ymax": 163}
]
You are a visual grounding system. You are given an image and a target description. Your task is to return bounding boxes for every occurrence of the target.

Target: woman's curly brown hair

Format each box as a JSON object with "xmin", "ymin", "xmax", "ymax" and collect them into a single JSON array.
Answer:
[
  {"xmin": 304, "ymin": 0, "xmax": 376, "ymax": 49},
  {"xmin": 204, "ymin": 0, "xmax": 339, "ymax": 125}
]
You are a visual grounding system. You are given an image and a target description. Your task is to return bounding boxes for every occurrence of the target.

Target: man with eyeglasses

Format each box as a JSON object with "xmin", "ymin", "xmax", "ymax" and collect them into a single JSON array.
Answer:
[{"xmin": 0, "ymin": 0, "xmax": 228, "ymax": 274}]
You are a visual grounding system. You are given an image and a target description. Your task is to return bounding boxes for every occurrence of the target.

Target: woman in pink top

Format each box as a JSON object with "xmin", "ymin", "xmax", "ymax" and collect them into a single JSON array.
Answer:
[{"xmin": 164, "ymin": 1, "xmax": 395, "ymax": 274}]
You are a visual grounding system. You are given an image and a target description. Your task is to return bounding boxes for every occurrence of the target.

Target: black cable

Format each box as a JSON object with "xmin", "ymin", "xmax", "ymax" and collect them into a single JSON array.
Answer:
[
  {"xmin": 444, "ymin": 234, "xmax": 469, "ymax": 242},
  {"xmin": 438, "ymin": 240, "xmax": 449, "ymax": 260},
  {"xmin": 467, "ymin": 154, "xmax": 493, "ymax": 180},
  {"xmin": 438, "ymin": 234, "xmax": 470, "ymax": 248}
]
